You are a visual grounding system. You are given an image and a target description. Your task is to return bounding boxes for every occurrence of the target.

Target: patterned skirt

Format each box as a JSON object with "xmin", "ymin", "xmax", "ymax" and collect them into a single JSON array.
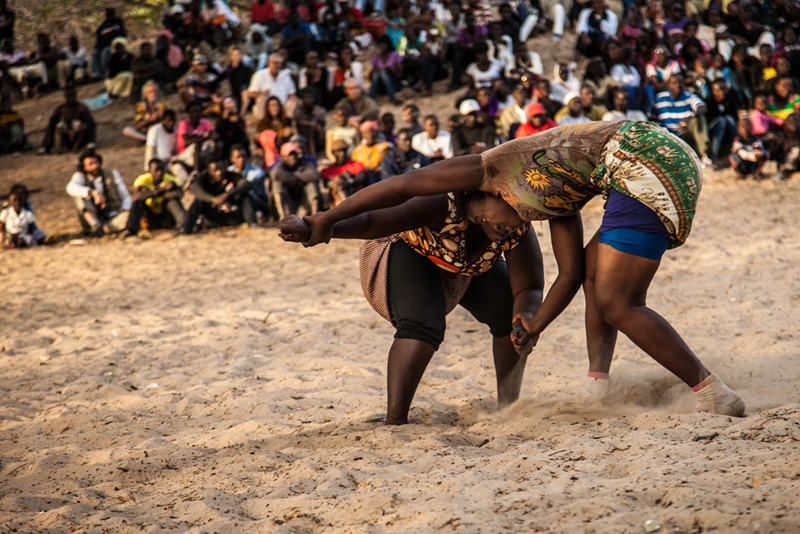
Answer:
[
  {"xmin": 591, "ymin": 121, "xmax": 702, "ymax": 249},
  {"xmin": 359, "ymin": 237, "xmax": 473, "ymax": 325}
]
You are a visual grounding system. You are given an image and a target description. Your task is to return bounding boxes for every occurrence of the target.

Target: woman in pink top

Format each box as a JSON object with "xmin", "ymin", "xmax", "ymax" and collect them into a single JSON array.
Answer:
[{"xmin": 750, "ymin": 94, "xmax": 783, "ymax": 136}]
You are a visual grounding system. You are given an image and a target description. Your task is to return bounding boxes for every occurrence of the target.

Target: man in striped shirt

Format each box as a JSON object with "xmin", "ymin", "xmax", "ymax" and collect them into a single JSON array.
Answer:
[{"xmin": 654, "ymin": 75, "xmax": 711, "ymax": 166}]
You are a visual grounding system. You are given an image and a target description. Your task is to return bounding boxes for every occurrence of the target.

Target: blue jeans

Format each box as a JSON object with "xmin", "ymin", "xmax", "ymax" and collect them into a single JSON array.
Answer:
[
  {"xmin": 707, "ymin": 115, "xmax": 737, "ymax": 161},
  {"xmin": 92, "ymin": 47, "xmax": 111, "ymax": 78},
  {"xmin": 370, "ymin": 70, "xmax": 398, "ymax": 100}
]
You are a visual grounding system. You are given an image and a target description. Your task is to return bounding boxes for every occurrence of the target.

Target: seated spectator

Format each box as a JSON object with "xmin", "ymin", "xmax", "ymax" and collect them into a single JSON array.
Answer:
[
  {"xmin": 401, "ymin": 104, "xmax": 424, "ymax": 137},
  {"xmin": 183, "ymin": 159, "xmax": 253, "ymax": 234},
  {"xmin": 130, "ymin": 42, "xmax": 162, "ymax": 99},
  {"xmin": 487, "ymin": 22, "xmax": 513, "ymax": 71},
  {"xmin": 767, "ymin": 76, "xmax": 800, "ymax": 120},
  {"xmin": 228, "ymin": 144, "xmax": 269, "ymax": 226},
  {"xmin": 222, "ymin": 46, "xmax": 253, "ymax": 112},
  {"xmin": 497, "ymin": 2, "xmax": 521, "ymax": 44},
  {"xmin": 145, "ymin": 109, "xmax": 178, "ymax": 171},
  {"xmin": 0, "ymin": 0, "xmax": 15, "ymax": 45},
  {"xmin": 0, "ymin": 97, "xmax": 26, "ymax": 153},
  {"xmin": 322, "ymin": 139, "xmax": 368, "ymax": 206},
  {"xmin": 173, "ymin": 101, "xmax": 216, "ymax": 183},
  {"xmin": 92, "ymin": 7, "xmax": 126, "ymax": 79},
  {"xmin": 352, "ymin": 121, "xmax": 390, "ymax": 185},
  {"xmin": 282, "ymin": 9, "xmax": 313, "ymax": 66},
  {"xmin": 557, "ymin": 92, "xmax": 591, "ymax": 125},
  {"xmin": 576, "ymin": 0, "xmax": 617, "ymax": 59},
  {"xmin": 654, "ymin": 74, "xmax": 710, "ymax": 165},
  {"xmin": 662, "ymin": 1, "xmax": 689, "ymax": 38},
  {"xmin": 704, "ymin": 79, "xmax": 739, "ymax": 169},
  {"xmin": 763, "ymin": 57, "xmax": 798, "ymax": 97},
  {"xmin": 498, "ymin": 83, "xmax": 527, "ymax": 139},
  {"xmin": 39, "ymin": 86, "xmax": 96, "ymax": 155},
  {"xmin": 452, "ymin": 99, "xmax": 494, "ymax": 155},
  {"xmin": 293, "ymin": 87, "xmax": 327, "ymax": 156},
  {"xmin": 706, "ymin": 52, "xmax": 732, "ymax": 86},
  {"xmin": 246, "ymin": 53, "xmax": 296, "ymax": 120},
  {"xmin": 155, "ymin": 30, "xmax": 187, "ymax": 87},
  {"xmin": 257, "ymin": 96, "xmax": 294, "ymax": 167},
  {"xmin": 177, "ymin": 55, "xmax": 221, "ymax": 114},
  {"xmin": 772, "ymin": 113, "xmax": 800, "ymax": 181},
  {"xmin": 29, "ymin": 32, "xmax": 63, "ymax": 90},
  {"xmin": 163, "ymin": 5, "xmax": 187, "ymax": 45},
  {"xmin": 331, "ymin": 47, "xmax": 364, "ymax": 104},
  {"xmin": 451, "ymin": 12, "xmax": 488, "ymax": 91},
  {"xmin": 203, "ymin": 0, "xmax": 242, "ymax": 45},
  {"xmin": 751, "ymin": 94, "xmax": 783, "ymax": 135},
  {"xmin": 729, "ymin": 118, "xmax": 768, "ymax": 180},
  {"xmin": 475, "ymin": 86, "xmax": 499, "ymax": 119},
  {"xmin": 270, "ymin": 142, "xmax": 321, "ymax": 218},
  {"xmin": 550, "ymin": 62, "xmax": 580, "ymax": 104},
  {"xmin": 646, "ymin": 43, "xmax": 681, "ymax": 94},
  {"xmin": 506, "ymin": 42, "xmax": 543, "ymax": 84},
  {"xmin": 217, "ymin": 97, "xmax": 248, "ymax": 160},
  {"xmin": 104, "ymin": 37, "xmax": 133, "ymax": 99},
  {"xmin": 67, "ymin": 150, "xmax": 131, "ymax": 235},
  {"xmin": 0, "ymin": 39, "xmax": 48, "ymax": 96},
  {"xmin": 601, "ymin": 87, "xmax": 647, "ymax": 122},
  {"xmin": 299, "ymin": 50, "xmax": 334, "ymax": 109},
  {"xmin": 243, "ymin": 23, "xmax": 274, "ymax": 72},
  {"xmin": 466, "ymin": 42, "xmax": 504, "ymax": 89},
  {"xmin": 335, "ymin": 77, "xmax": 380, "ymax": 127},
  {"xmin": 609, "ymin": 46, "xmax": 642, "ymax": 88},
  {"xmin": 582, "ymin": 59, "xmax": 613, "ymax": 104},
  {"xmin": 533, "ymin": 78, "xmax": 561, "ymax": 118},
  {"xmin": 250, "ymin": 0, "xmax": 279, "ymax": 35},
  {"xmin": 123, "ymin": 80, "xmax": 168, "ymax": 143},
  {"xmin": 124, "ymin": 159, "xmax": 185, "ymax": 238},
  {"xmin": 411, "ymin": 114, "xmax": 453, "ymax": 161},
  {"xmin": 515, "ymin": 101, "xmax": 556, "ymax": 138},
  {"xmin": 58, "ymin": 35, "xmax": 89, "ymax": 87},
  {"xmin": 0, "ymin": 187, "xmax": 36, "ymax": 249},
  {"xmin": 380, "ymin": 112, "xmax": 396, "ymax": 145},
  {"xmin": 380, "ymin": 128, "xmax": 431, "ymax": 180},
  {"xmin": 370, "ymin": 35, "xmax": 403, "ymax": 105},
  {"xmin": 555, "ymin": 85, "xmax": 607, "ymax": 122},
  {"xmin": 726, "ymin": 0, "xmax": 775, "ymax": 58},
  {"xmin": 325, "ymin": 106, "xmax": 358, "ymax": 162}
]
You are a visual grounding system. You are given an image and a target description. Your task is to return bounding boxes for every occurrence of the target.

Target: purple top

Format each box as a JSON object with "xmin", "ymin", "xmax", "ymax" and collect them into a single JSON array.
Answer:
[
  {"xmin": 457, "ymin": 25, "xmax": 488, "ymax": 44},
  {"xmin": 372, "ymin": 52, "xmax": 402, "ymax": 70},
  {"xmin": 599, "ymin": 189, "xmax": 669, "ymax": 236}
]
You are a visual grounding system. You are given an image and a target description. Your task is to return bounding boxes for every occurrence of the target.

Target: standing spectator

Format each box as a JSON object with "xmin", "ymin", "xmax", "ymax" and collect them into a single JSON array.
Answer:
[
  {"xmin": 498, "ymin": 83, "xmax": 528, "ymax": 139},
  {"xmin": 325, "ymin": 106, "xmax": 358, "ymax": 162},
  {"xmin": 294, "ymin": 87, "xmax": 327, "ymax": 155},
  {"xmin": 67, "ymin": 151, "xmax": 131, "ymax": 235},
  {"xmin": 556, "ymin": 92, "xmax": 591, "ymax": 125},
  {"xmin": 228, "ymin": 145, "xmax": 270, "ymax": 226},
  {"xmin": 411, "ymin": 114, "xmax": 453, "ymax": 161},
  {"xmin": 39, "ymin": 87, "xmax": 96, "ymax": 155},
  {"xmin": 104, "ymin": 37, "xmax": 133, "ymax": 99},
  {"xmin": 58, "ymin": 35, "xmax": 89, "ymax": 87},
  {"xmin": 216, "ymin": 97, "xmax": 248, "ymax": 160},
  {"xmin": 576, "ymin": 0, "xmax": 618, "ymax": 58},
  {"xmin": 451, "ymin": 99, "xmax": 494, "ymax": 155},
  {"xmin": 251, "ymin": 0, "xmax": 279, "ymax": 34},
  {"xmin": 270, "ymin": 142, "xmax": 321, "ymax": 218},
  {"xmin": 703, "ymin": 79, "xmax": 739, "ymax": 169},
  {"xmin": 123, "ymin": 80, "xmax": 168, "ymax": 143},
  {"xmin": 0, "ymin": 0, "xmax": 15, "ymax": 44},
  {"xmin": 352, "ymin": 121, "xmax": 390, "ymax": 185},
  {"xmin": 335, "ymin": 77, "xmax": 380, "ymax": 127},
  {"xmin": 370, "ymin": 35, "xmax": 404, "ymax": 105},
  {"xmin": 654, "ymin": 74, "xmax": 710, "ymax": 164},
  {"xmin": 130, "ymin": 42, "xmax": 162, "ymax": 99},
  {"xmin": 515, "ymin": 101, "xmax": 556, "ymax": 138},
  {"xmin": 550, "ymin": 62, "xmax": 581, "ymax": 104},
  {"xmin": 222, "ymin": 46, "xmax": 253, "ymax": 112},
  {"xmin": 183, "ymin": 160, "xmax": 253, "ymax": 234},
  {"xmin": 93, "ymin": 8, "xmax": 126, "ymax": 79},
  {"xmin": 380, "ymin": 129, "xmax": 431, "ymax": 180},
  {"xmin": 322, "ymin": 139, "xmax": 367, "ymax": 206},
  {"xmin": 402, "ymin": 104, "xmax": 424, "ymax": 138},
  {"xmin": 124, "ymin": 159, "xmax": 185, "ymax": 238},
  {"xmin": 177, "ymin": 55, "xmax": 221, "ymax": 114},
  {"xmin": 145, "ymin": 109, "xmax": 178, "ymax": 171},
  {"xmin": 729, "ymin": 118, "xmax": 768, "ymax": 180},
  {"xmin": 246, "ymin": 53, "xmax": 297, "ymax": 120},
  {"xmin": 601, "ymin": 86, "xmax": 647, "ymax": 121}
]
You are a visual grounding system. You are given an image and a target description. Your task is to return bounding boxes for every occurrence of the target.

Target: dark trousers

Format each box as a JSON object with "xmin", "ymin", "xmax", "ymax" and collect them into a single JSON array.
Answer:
[
  {"xmin": 386, "ymin": 241, "xmax": 515, "ymax": 350},
  {"xmin": 126, "ymin": 199, "xmax": 185, "ymax": 234},
  {"xmin": 183, "ymin": 199, "xmax": 244, "ymax": 234},
  {"xmin": 707, "ymin": 115, "xmax": 737, "ymax": 161},
  {"xmin": 452, "ymin": 49, "xmax": 476, "ymax": 87}
]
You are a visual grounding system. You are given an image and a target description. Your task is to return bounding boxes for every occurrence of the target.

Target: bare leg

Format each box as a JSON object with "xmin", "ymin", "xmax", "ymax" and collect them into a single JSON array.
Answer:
[
  {"xmin": 385, "ymin": 338, "xmax": 435, "ymax": 425},
  {"xmin": 593, "ymin": 243, "xmax": 710, "ymax": 387},
  {"xmin": 493, "ymin": 335, "xmax": 527, "ymax": 408},
  {"xmin": 584, "ymin": 231, "xmax": 618, "ymax": 374}
]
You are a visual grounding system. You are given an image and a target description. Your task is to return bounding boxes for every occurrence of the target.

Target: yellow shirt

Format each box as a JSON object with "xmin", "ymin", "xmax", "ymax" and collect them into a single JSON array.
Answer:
[
  {"xmin": 352, "ymin": 141, "xmax": 389, "ymax": 170},
  {"xmin": 133, "ymin": 172, "xmax": 180, "ymax": 214}
]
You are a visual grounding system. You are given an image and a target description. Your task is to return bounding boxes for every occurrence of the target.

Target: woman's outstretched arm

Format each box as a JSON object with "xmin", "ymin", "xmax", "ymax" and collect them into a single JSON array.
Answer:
[
  {"xmin": 302, "ymin": 155, "xmax": 485, "ymax": 246},
  {"xmin": 279, "ymin": 195, "xmax": 449, "ymax": 243}
]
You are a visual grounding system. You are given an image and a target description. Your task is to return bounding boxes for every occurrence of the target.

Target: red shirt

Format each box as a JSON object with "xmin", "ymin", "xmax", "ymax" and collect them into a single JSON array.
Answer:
[
  {"xmin": 278, "ymin": 5, "xmax": 310, "ymax": 23},
  {"xmin": 514, "ymin": 118, "xmax": 556, "ymax": 139},
  {"xmin": 250, "ymin": 0, "xmax": 276, "ymax": 23},
  {"xmin": 321, "ymin": 161, "xmax": 365, "ymax": 182}
]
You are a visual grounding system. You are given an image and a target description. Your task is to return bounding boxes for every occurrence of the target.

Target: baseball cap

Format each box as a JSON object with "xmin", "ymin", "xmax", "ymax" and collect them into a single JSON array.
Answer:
[
  {"xmin": 459, "ymin": 99, "xmax": 481, "ymax": 116},
  {"xmin": 526, "ymin": 101, "xmax": 546, "ymax": 118},
  {"xmin": 280, "ymin": 142, "xmax": 301, "ymax": 157}
]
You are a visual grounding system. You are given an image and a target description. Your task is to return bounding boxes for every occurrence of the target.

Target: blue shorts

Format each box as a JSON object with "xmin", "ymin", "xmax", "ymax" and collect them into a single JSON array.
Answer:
[
  {"xmin": 598, "ymin": 190, "xmax": 670, "ymax": 261},
  {"xmin": 599, "ymin": 228, "xmax": 670, "ymax": 260}
]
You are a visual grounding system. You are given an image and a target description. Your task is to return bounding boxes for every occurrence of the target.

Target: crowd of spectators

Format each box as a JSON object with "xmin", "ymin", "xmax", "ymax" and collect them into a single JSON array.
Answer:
[{"xmin": 1, "ymin": 0, "xmax": 800, "ymax": 248}]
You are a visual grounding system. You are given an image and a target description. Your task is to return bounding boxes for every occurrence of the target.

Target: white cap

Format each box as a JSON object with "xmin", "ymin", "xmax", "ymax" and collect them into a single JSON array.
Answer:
[
  {"xmin": 459, "ymin": 99, "xmax": 481, "ymax": 115},
  {"xmin": 169, "ymin": 4, "xmax": 185, "ymax": 14},
  {"xmin": 563, "ymin": 91, "xmax": 581, "ymax": 104}
]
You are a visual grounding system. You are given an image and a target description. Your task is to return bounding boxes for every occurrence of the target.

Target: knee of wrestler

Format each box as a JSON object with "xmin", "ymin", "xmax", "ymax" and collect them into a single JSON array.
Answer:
[
  {"xmin": 394, "ymin": 317, "xmax": 446, "ymax": 351},
  {"xmin": 593, "ymin": 289, "xmax": 628, "ymax": 329}
]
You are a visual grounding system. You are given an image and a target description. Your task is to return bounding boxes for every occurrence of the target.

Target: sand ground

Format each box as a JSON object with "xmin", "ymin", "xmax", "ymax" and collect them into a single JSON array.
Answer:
[{"xmin": 2, "ymin": 30, "xmax": 800, "ymax": 534}]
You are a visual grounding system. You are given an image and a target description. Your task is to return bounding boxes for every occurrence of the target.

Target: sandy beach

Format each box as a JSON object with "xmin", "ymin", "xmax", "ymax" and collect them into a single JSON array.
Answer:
[{"xmin": 2, "ymin": 160, "xmax": 800, "ymax": 532}]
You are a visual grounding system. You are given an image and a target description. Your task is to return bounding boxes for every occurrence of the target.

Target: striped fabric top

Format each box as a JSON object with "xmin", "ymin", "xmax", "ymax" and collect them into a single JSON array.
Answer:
[{"xmin": 654, "ymin": 90, "xmax": 705, "ymax": 134}]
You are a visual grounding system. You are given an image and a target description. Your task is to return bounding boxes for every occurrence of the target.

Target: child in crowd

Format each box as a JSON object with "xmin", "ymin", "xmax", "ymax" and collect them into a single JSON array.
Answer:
[
  {"xmin": 751, "ymin": 94, "xmax": 784, "ymax": 135},
  {"xmin": 325, "ymin": 106, "xmax": 358, "ymax": 162},
  {"xmin": 0, "ymin": 189, "xmax": 37, "ymax": 249},
  {"xmin": 729, "ymin": 118, "xmax": 768, "ymax": 180}
]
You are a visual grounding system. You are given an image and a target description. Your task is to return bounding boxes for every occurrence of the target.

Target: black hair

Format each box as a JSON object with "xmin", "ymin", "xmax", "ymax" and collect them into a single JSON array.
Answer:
[
  {"xmin": 77, "ymin": 150, "xmax": 102, "ymax": 173},
  {"xmin": 148, "ymin": 158, "xmax": 165, "ymax": 169},
  {"xmin": 584, "ymin": 59, "xmax": 606, "ymax": 81},
  {"xmin": 186, "ymin": 100, "xmax": 203, "ymax": 112},
  {"xmin": 9, "ymin": 183, "xmax": 29, "ymax": 200},
  {"xmin": 473, "ymin": 42, "xmax": 489, "ymax": 55},
  {"xmin": 229, "ymin": 143, "xmax": 249, "ymax": 158},
  {"xmin": 423, "ymin": 114, "xmax": 439, "ymax": 125},
  {"xmin": 403, "ymin": 103, "xmax": 420, "ymax": 115},
  {"xmin": 396, "ymin": 127, "xmax": 412, "ymax": 139},
  {"xmin": 163, "ymin": 109, "xmax": 177, "ymax": 120},
  {"xmin": 376, "ymin": 34, "xmax": 394, "ymax": 49},
  {"xmin": 454, "ymin": 190, "xmax": 498, "ymax": 215}
]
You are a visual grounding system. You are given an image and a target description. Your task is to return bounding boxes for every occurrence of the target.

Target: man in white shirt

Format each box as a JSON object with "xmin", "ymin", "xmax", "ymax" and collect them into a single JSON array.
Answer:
[
  {"xmin": 57, "ymin": 35, "xmax": 89, "ymax": 86},
  {"xmin": 66, "ymin": 151, "xmax": 131, "ymax": 235},
  {"xmin": 0, "ymin": 39, "xmax": 48, "ymax": 89},
  {"xmin": 145, "ymin": 110, "xmax": 178, "ymax": 171},
  {"xmin": 411, "ymin": 114, "xmax": 453, "ymax": 161},
  {"xmin": 576, "ymin": 0, "xmax": 618, "ymax": 58},
  {"xmin": 245, "ymin": 53, "xmax": 297, "ymax": 119}
]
